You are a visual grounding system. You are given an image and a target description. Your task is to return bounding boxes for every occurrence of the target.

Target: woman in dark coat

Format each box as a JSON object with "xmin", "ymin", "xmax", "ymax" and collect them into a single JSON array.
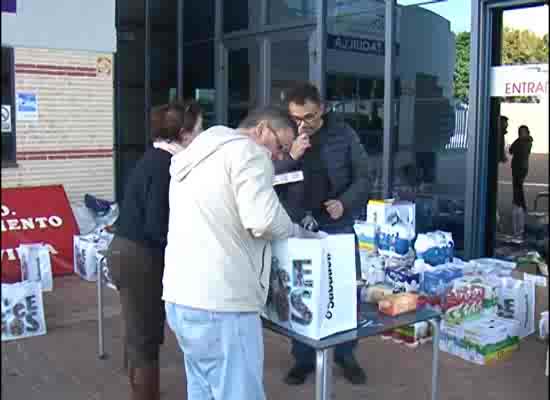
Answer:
[{"xmin": 107, "ymin": 101, "xmax": 203, "ymax": 400}]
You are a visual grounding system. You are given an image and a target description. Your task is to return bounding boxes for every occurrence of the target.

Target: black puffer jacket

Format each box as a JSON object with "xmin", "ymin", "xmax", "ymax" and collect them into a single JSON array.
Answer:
[{"xmin": 274, "ymin": 113, "xmax": 370, "ymax": 229}]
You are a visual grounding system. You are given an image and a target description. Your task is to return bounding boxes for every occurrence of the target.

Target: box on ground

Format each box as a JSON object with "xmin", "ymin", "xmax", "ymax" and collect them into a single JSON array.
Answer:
[{"xmin": 440, "ymin": 317, "xmax": 520, "ymax": 365}]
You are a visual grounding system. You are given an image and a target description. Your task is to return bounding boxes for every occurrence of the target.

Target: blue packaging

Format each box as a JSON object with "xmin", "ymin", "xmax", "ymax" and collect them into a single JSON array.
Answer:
[{"xmin": 385, "ymin": 267, "xmax": 421, "ymax": 293}]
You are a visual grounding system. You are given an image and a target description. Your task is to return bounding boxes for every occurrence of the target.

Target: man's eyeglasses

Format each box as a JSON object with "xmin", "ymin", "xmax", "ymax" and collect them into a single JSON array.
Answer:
[
  {"xmin": 267, "ymin": 126, "xmax": 290, "ymax": 155},
  {"xmin": 290, "ymin": 111, "xmax": 321, "ymax": 126}
]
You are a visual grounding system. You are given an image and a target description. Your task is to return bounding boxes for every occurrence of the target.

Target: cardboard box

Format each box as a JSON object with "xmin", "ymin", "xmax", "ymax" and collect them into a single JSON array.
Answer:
[
  {"xmin": 366, "ymin": 199, "xmax": 416, "ymax": 232},
  {"xmin": 440, "ymin": 317, "xmax": 520, "ymax": 365},
  {"xmin": 511, "ymin": 271, "xmax": 548, "ymax": 337}
]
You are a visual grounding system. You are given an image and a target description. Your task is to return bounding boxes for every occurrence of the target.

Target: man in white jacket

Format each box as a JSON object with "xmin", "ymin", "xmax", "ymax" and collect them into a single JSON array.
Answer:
[{"xmin": 163, "ymin": 107, "xmax": 317, "ymax": 400}]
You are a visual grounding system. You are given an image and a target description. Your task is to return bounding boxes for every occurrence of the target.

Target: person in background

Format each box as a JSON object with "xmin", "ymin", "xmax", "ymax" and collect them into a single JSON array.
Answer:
[
  {"xmin": 509, "ymin": 124, "xmax": 533, "ymax": 237},
  {"xmin": 498, "ymin": 115, "xmax": 509, "ymax": 163},
  {"xmin": 274, "ymin": 82, "xmax": 370, "ymax": 385},
  {"xmin": 107, "ymin": 101, "xmax": 203, "ymax": 400},
  {"xmin": 162, "ymin": 107, "xmax": 320, "ymax": 400}
]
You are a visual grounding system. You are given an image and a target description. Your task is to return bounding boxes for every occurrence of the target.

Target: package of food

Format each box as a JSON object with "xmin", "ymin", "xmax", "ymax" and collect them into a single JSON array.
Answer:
[
  {"xmin": 361, "ymin": 255, "xmax": 386, "ymax": 285},
  {"xmin": 415, "ymin": 231, "xmax": 454, "ymax": 266},
  {"xmin": 354, "ymin": 222, "xmax": 378, "ymax": 255},
  {"xmin": 364, "ymin": 284, "xmax": 395, "ymax": 304},
  {"xmin": 442, "ymin": 283, "xmax": 485, "ymax": 326},
  {"xmin": 366, "ymin": 199, "xmax": 416, "ymax": 232},
  {"xmin": 384, "ymin": 266, "xmax": 421, "ymax": 293},
  {"xmin": 379, "ymin": 293, "xmax": 418, "ymax": 316},
  {"xmin": 17, "ymin": 243, "xmax": 53, "ymax": 292},
  {"xmin": 392, "ymin": 321, "xmax": 431, "ymax": 348},
  {"xmin": 422, "ymin": 266, "xmax": 463, "ymax": 297}
]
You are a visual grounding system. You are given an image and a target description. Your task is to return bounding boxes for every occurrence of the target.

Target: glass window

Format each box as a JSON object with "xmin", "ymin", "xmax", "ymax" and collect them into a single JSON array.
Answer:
[
  {"xmin": 271, "ymin": 38, "xmax": 311, "ymax": 105},
  {"xmin": 224, "ymin": 0, "xmax": 260, "ymax": 33},
  {"xmin": 227, "ymin": 43, "xmax": 261, "ymax": 128},
  {"xmin": 392, "ymin": 1, "xmax": 472, "ymax": 254},
  {"xmin": 2, "ymin": 47, "xmax": 16, "ymax": 164},
  {"xmin": 184, "ymin": 0, "xmax": 215, "ymax": 42},
  {"xmin": 183, "ymin": 42, "xmax": 215, "ymax": 128},
  {"xmin": 268, "ymin": 0, "xmax": 316, "ymax": 25}
]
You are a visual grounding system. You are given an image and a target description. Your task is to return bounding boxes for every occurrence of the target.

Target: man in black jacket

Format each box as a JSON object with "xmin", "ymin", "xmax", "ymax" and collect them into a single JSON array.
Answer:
[{"xmin": 275, "ymin": 82, "xmax": 369, "ymax": 385}]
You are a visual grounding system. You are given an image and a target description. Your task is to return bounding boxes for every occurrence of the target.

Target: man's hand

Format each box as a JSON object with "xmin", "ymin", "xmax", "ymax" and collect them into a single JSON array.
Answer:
[
  {"xmin": 324, "ymin": 200, "xmax": 344, "ymax": 220},
  {"xmin": 289, "ymin": 134, "xmax": 311, "ymax": 160}
]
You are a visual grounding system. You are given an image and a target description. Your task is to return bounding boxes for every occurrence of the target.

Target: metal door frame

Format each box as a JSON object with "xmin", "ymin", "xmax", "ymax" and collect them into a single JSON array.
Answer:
[{"xmin": 465, "ymin": 0, "xmax": 547, "ymax": 258}]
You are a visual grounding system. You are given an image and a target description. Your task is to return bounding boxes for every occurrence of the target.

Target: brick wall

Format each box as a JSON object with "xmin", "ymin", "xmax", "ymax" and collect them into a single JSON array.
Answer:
[{"xmin": 1, "ymin": 48, "xmax": 115, "ymax": 204}]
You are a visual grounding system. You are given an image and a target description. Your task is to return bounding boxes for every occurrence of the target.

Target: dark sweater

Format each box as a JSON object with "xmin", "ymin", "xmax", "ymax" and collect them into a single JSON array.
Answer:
[
  {"xmin": 116, "ymin": 147, "xmax": 172, "ymax": 250},
  {"xmin": 509, "ymin": 135, "xmax": 533, "ymax": 172},
  {"xmin": 274, "ymin": 113, "xmax": 370, "ymax": 229}
]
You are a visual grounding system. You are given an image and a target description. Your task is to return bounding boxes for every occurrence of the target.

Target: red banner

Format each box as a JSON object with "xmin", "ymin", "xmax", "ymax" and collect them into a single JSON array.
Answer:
[{"xmin": 1, "ymin": 185, "xmax": 79, "ymax": 282}]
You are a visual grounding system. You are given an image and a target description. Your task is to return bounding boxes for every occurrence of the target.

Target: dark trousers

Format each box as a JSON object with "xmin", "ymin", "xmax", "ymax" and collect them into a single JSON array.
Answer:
[
  {"xmin": 512, "ymin": 168, "xmax": 528, "ymax": 210},
  {"xmin": 291, "ymin": 224, "xmax": 360, "ymax": 367},
  {"xmin": 107, "ymin": 235, "xmax": 165, "ymax": 368}
]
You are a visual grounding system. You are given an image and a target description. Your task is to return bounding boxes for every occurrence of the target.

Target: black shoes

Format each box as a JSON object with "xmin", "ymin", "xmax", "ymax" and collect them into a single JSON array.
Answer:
[
  {"xmin": 337, "ymin": 356, "xmax": 367, "ymax": 385},
  {"xmin": 284, "ymin": 357, "xmax": 367, "ymax": 385},
  {"xmin": 284, "ymin": 364, "xmax": 315, "ymax": 385}
]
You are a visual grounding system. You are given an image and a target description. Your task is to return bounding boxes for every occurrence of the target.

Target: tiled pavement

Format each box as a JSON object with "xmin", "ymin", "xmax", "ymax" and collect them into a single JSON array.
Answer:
[{"xmin": 2, "ymin": 275, "xmax": 548, "ymax": 399}]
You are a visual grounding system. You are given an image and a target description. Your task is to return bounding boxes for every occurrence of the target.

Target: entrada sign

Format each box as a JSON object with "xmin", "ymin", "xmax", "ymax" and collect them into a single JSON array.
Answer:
[{"xmin": 490, "ymin": 64, "xmax": 549, "ymax": 97}]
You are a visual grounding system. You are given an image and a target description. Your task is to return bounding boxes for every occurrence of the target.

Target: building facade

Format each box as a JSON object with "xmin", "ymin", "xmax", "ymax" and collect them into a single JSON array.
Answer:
[{"xmin": 1, "ymin": 0, "xmax": 116, "ymax": 203}]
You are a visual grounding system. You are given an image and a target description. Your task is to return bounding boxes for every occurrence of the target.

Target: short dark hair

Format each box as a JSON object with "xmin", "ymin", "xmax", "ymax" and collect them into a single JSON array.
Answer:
[
  {"xmin": 518, "ymin": 125, "xmax": 530, "ymax": 134},
  {"xmin": 150, "ymin": 100, "xmax": 202, "ymax": 141},
  {"xmin": 500, "ymin": 115, "xmax": 509, "ymax": 121},
  {"xmin": 238, "ymin": 106, "xmax": 297, "ymax": 137},
  {"xmin": 284, "ymin": 82, "xmax": 322, "ymax": 106}
]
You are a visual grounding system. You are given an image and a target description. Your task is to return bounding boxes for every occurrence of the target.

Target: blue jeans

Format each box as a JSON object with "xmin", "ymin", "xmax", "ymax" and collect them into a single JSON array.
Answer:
[{"xmin": 165, "ymin": 303, "xmax": 266, "ymax": 400}]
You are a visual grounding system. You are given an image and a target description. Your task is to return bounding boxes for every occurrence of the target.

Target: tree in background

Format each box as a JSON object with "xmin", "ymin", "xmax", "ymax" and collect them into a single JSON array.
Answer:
[
  {"xmin": 453, "ymin": 31, "xmax": 471, "ymax": 104},
  {"xmin": 453, "ymin": 28, "xmax": 549, "ymax": 104},
  {"xmin": 502, "ymin": 27, "xmax": 548, "ymax": 65}
]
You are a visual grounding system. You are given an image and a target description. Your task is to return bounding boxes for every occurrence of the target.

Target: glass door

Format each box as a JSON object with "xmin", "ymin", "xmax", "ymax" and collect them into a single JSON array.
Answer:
[
  {"xmin": 488, "ymin": 3, "xmax": 549, "ymax": 259},
  {"xmin": 269, "ymin": 29, "xmax": 314, "ymax": 106},
  {"xmin": 221, "ymin": 28, "xmax": 316, "ymax": 127},
  {"xmin": 223, "ymin": 38, "xmax": 261, "ymax": 128}
]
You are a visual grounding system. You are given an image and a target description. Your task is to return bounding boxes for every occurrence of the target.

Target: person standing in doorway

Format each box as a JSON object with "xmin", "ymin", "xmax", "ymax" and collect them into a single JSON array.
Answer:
[
  {"xmin": 275, "ymin": 82, "xmax": 370, "ymax": 385},
  {"xmin": 498, "ymin": 115, "xmax": 509, "ymax": 163},
  {"xmin": 509, "ymin": 124, "xmax": 533, "ymax": 237},
  {"xmin": 107, "ymin": 101, "xmax": 204, "ymax": 400}
]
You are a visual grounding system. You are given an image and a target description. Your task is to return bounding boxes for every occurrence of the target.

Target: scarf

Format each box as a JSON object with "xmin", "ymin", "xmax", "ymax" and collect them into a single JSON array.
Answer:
[{"xmin": 153, "ymin": 140, "xmax": 185, "ymax": 156}]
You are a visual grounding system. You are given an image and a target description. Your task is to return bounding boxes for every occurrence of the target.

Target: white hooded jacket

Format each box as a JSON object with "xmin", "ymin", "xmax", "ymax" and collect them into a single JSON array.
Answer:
[{"xmin": 162, "ymin": 125, "xmax": 299, "ymax": 312}]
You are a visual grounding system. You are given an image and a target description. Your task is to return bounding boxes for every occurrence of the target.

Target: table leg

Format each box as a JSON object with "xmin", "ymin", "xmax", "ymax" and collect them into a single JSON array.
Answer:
[
  {"xmin": 428, "ymin": 318, "xmax": 441, "ymax": 400},
  {"xmin": 97, "ymin": 271, "xmax": 106, "ymax": 360},
  {"xmin": 315, "ymin": 348, "xmax": 333, "ymax": 400}
]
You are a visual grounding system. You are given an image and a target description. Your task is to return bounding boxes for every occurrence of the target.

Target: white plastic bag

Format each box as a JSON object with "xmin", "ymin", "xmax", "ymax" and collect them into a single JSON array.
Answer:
[
  {"xmin": 73, "ymin": 231, "xmax": 114, "ymax": 282},
  {"xmin": 265, "ymin": 234, "xmax": 357, "ymax": 340},
  {"xmin": 497, "ymin": 277, "xmax": 536, "ymax": 339},
  {"xmin": 1, "ymin": 281, "xmax": 47, "ymax": 341},
  {"xmin": 17, "ymin": 243, "xmax": 53, "ymax": 292},
  {"xmin": 71, "ymin": 204, "xmax": 97, "ymax": 235}
]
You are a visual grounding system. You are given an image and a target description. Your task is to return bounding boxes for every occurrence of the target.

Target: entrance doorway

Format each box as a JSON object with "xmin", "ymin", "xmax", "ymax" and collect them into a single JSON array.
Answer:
[{"xmin": 485, "ymin": 2, "xmax": 549, "ymax": 260}]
